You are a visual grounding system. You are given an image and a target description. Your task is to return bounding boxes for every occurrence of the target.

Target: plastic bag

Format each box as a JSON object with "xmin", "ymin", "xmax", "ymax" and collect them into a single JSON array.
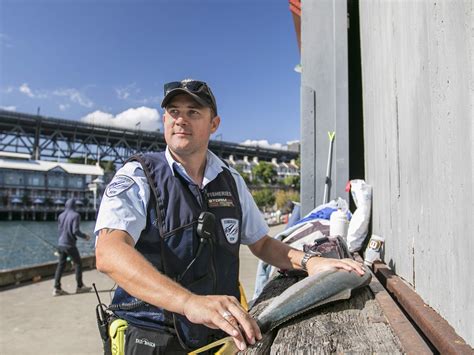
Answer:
[
  {"xmin": 294, "ymin": 197, "xmax": 350, "ymax": 226},
  {"xmin": 347, "ymin": 179, "xmax": 372, "ymax": 252}
]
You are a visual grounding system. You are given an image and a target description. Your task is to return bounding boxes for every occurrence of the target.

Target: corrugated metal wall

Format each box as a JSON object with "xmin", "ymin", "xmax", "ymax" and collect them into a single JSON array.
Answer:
[{"xmin": 359, "ymin": 0, "xmax": 473, "ymax": 345}]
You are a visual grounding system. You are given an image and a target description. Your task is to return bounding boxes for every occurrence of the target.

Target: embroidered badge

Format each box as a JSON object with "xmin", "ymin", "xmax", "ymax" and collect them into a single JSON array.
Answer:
[
  {"xmin": 207, "ymin": 191, "xmax": 232, "ymax": 197},
  {"xmin": 105, "ymin": 175, "xmax": 135, "ymax": 197},
  {"xmin": 208, "ymin": 197, "xmax": 235, "ymax": 208},
  {"xmin": 221, "ymin": 218, "xmax": 239, "ymax": 244}
]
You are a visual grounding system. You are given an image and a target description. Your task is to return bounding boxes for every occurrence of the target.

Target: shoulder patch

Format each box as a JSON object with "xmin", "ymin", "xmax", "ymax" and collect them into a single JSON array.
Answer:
[
  {"xmin": 221, "ymin": 218, "xmax": 239, "ymax": 244},
  {"xmin": 105, "ymin": 175, "xmax": 135, "ymax": 197}
]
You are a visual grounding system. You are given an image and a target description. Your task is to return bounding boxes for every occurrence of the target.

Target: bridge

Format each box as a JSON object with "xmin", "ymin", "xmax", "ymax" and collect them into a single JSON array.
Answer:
[{"xmin": 0, "ymin": 110, "xmax": 299, "ymax": 165}]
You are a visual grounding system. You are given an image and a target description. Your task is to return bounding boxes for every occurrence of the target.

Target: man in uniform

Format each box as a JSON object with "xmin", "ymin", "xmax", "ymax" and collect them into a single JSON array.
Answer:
[{"xmin": 95, "ymin": 79, "xmax": 365, "ymax": 353}]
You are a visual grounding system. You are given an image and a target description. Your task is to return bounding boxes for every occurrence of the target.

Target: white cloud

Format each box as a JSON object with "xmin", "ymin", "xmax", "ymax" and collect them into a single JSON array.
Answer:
[
  {"xmin": 18, "ymin": 83, "xmax": 48, "ymax": 99},
  {"xmin": 17, "ymin": 84, "xmax": 92, "ymax": 107},
  {"xmin": 116, "ymin": 88, "xmax": 131, "ymax": 100},
  {"xmin": 53, "ymin": 88, "xmax": 93, "ymax": 108},
  {"xmin": 19, "ymin": 83, "xmax": 35, "ymax": 98},
  {"xmin": 81, "ymin": 106, "xmax": 161, "ymax": 131},
  {"xmin": 81, "ymin": 110, "xmax": 114, "ymax": 124},
  {"xmin": 116, "ymin": 83, "xmax": 139, "ymax": 100},
  {"xmin": 59, "ymin": 103, "xmax": 70, "ymax": 111},
  {"xmin": 135, "ymin": 96, "xmax": 162, "ymax": 105},
  {"xmin": 0, "ymin": 105, "xmax": 16, "ymax": 111},
  {"xmin": 115, "ymin": 83, "xmax": 161, "ymax": 105},
  {"xmin": 240, "ymin": 139, "xmax": 287, "ymax": 150}
]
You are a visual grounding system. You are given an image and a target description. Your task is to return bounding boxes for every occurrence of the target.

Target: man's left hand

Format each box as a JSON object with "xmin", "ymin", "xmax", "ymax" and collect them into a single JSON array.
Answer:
[{"xmin": 306, "ymin": 257, "xmax": 366, "ymax": 276}]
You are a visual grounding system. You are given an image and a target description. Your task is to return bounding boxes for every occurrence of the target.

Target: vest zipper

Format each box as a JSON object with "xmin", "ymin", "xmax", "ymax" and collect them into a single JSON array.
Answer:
[{"xmin": 201, "ymin": 187, "xmax": 217, "ymax": 294}]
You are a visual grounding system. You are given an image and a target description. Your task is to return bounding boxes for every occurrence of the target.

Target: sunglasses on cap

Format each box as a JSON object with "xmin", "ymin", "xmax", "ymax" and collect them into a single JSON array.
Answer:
[
  {"xmin": 164, "ymin": 80, "xmax": 208, "ymax": 94},
  {"xmin": 162, "ymin": 80, "xmax": 218, "ymax": 114}
]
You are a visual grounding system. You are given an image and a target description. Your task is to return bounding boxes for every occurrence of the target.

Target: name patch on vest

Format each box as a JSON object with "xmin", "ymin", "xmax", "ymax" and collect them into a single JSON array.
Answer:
[
  {"xmin": 221, "ymin": 218, "xmax": 239, "ymax": 244},
  {"xmin": 208, "ymin": 197, "xmax": 235, "ymax": 208},
  {"xmin": 105, "ymin": 175, "xmax": 135, "ymax": 197}
]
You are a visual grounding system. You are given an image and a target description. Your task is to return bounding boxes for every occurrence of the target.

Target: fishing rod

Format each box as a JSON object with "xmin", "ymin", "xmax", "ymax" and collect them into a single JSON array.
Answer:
[{"xmin": 17, "ymin": 224, "xmax": 59, "ymax": 254}]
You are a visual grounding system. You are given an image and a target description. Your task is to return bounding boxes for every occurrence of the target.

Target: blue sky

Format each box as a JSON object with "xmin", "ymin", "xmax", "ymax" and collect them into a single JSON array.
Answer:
[{"xmin": 0, "ymin": 0, "xmax": 301, "ymax": 148}]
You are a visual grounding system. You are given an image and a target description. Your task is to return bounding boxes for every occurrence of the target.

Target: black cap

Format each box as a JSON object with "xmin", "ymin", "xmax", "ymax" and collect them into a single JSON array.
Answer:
[{"xmin": 161, "ymin": 79, "xmax": 218, "ymax": 115}]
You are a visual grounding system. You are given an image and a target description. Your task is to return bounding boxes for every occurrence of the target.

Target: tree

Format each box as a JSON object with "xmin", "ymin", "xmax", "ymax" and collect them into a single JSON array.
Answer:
[
  {"xmin": 22, "ymin": 193, "xmax": 31, "ymax": 206},
  {"xmin": 252, "ymin": 189, "xmax": 275, "ymax": 210},
  {"xmin": 101, "ymin": 160, "xmax": 116, "ymax": 173},
  {"xmin": 234, "ymin": 165, "xmax": 251, "ymax": 185},
  {"xmin": 252, "ymin": 162, "xmax": 277, "ymax": 185},
  {"xmin": 282, "ymin": 175, "xmax": 300, "ymax": 190}
]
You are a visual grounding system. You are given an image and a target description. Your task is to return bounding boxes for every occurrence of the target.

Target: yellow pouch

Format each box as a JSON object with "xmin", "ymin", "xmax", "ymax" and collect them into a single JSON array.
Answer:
[{"xmin": 109, "ymin": 318, "xmax": 128, "ymax": 355}]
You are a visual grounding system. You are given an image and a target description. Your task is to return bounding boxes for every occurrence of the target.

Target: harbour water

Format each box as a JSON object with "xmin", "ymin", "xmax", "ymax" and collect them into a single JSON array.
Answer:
[{"xmin": 0, "ymin": 220, "xmax": 96, "ymax": 270}]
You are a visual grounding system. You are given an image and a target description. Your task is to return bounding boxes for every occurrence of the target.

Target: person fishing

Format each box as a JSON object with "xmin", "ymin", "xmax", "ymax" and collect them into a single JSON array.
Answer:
[
  {"xmin": 53, "ymin": 198, "xmax": 92, "ymax": 296},
  {"xmin": 94, "ymin": 79, "xmax": 365, "ymax": 354}
]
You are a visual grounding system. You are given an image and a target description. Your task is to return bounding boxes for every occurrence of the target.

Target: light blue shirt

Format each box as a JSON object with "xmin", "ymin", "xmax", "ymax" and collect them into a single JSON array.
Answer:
[{"xmin": 95, "ymin": 147, "xmax": 269, "ymax": 245}]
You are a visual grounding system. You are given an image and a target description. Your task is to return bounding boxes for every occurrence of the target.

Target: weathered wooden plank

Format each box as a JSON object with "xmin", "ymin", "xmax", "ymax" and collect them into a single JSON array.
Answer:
[{"xmin": 243, "ymin": 275, "xmax": 403, "ymax": 354}]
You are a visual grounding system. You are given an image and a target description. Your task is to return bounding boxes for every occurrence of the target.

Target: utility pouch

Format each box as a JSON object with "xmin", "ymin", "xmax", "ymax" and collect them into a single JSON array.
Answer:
[{"xmin": 109, "ymin": 318, "xmax": 128, "ymax": 355}]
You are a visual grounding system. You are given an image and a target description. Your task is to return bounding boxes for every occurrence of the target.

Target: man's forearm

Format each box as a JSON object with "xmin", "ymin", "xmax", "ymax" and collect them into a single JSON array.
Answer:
[
  {"xmin": 249, "ymin": 236, "xmax": 304, "ymax": 271},
  {"xmin": 95, "ymin": 229, "xmax": 192, "ymax": 315},
  {"xmin": 250, "ymin": 235, "xmax": 366, "ymax": 278},
  {"xmin": 74, "ymin": 230, "xmax": 88, "ymax": 240}
]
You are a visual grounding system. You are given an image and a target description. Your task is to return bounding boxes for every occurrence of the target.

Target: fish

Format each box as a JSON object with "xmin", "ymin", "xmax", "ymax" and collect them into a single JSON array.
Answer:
[
  {"xmin": 256, "ymin": 268, "xmax": 372, "ymax": 333},
  {"xmin": 189, "ymin": 268, "xmax": 371, "ymax": 355}
]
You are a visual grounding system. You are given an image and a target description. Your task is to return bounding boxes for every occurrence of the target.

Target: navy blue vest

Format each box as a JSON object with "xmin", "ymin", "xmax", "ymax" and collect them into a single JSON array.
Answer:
[{"xmin": 111, "ymin": 152, "xmax": 242, "ymax": 350}]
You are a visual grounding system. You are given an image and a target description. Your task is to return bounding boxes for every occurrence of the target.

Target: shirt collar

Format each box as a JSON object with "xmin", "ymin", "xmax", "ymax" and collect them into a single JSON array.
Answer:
[{"xmin": 164, "ymin": 146, "xmax": 225, "ymax": 188}]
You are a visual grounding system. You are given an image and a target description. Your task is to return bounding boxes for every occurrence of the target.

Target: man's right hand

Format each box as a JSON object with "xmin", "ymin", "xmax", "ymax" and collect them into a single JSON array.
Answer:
[
  {"xmin": 182, "ymin": 294, "xmax": 262, "ymax": 351},
  {"xmin": 96, "ymin": 229, "xmax": 262, "ymax": 350}
]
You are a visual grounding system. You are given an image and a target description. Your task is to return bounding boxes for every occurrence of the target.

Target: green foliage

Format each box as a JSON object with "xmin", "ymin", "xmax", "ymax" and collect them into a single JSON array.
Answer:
[
  {"xmin": 44, "ymin": 196, "xmax": 52, "ymax": 206},
  {"xmin": 252, "ymin": 188, "xmax": 275, "ymax": 209},
  {"xmin": 252, "ymin": 162, "xmax": 277, "ymax": 185},
  {"xmin": 67, "ymin": 157, "xmax": 91, "ymax": 165},
  {"xmin": 22, "ymin": 193, "xmax": 31, "ymax": 206},
  {"xmin": 282, "ymin": 175, "xmax": 300, "ymax": 190},
  {"xmin": 234, "ymin": 165, "xmax": 251, "ymax": 184},
  {"xmin": 101, "ymin": 160, "xmax": 116, "ymax": 173},
  {"xmin": 275, "ymin": 189, "xmax": 300, "ymax": 211},
  {"xmin": 295, "ymin": 155, "xmax": 301, "ymax": 167}
]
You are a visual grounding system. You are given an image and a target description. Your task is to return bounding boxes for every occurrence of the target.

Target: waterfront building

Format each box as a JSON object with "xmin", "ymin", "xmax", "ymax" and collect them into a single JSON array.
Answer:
[
  {"xmin": 271, "ymin": 158, "xmax": 299, "ymax": 180},
  {"xmin": 229, "ymin": 155, "xmax": 300, "ymax": 183},
  {"xmin": 0, "ymin": 152, "xmax": 104, "ymax": 220}
]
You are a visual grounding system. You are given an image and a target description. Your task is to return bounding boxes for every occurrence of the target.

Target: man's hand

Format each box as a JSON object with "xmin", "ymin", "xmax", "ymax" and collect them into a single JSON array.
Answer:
[
  {"xmin": 249, "ymin": 235, "xmax": 366, "ymax": 278},
  {"xmin": 97, "ymin": 229, "xmax": 262, "ymax": 350},
  {"xmin": 182, "ymin": 294, "xmax": 262, "ymax": 351},
  {"xmin": 306, "ymin": 256, "xmax": 366, "ymax": 276}
]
